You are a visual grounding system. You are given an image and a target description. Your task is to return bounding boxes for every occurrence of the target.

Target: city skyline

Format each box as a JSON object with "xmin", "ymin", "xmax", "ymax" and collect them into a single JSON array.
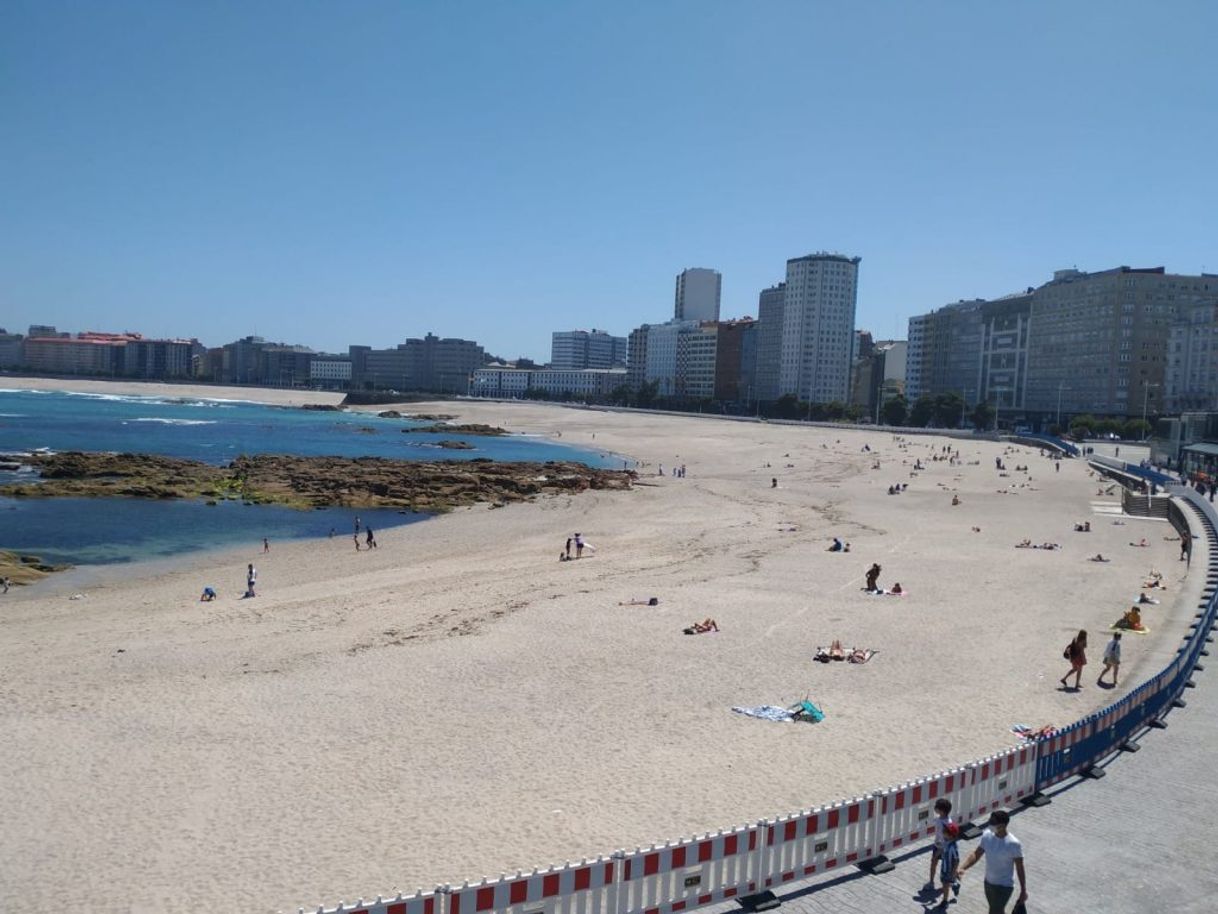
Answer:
[{"xmin": 3, "ymin": 3, "xmax": 1216, "ymax": 361}]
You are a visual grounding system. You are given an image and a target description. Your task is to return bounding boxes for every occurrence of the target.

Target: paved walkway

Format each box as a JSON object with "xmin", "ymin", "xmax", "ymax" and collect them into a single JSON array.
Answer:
[{"xmin": 701, "ymin": 504, "xmax": 1217, "ymax": 914}]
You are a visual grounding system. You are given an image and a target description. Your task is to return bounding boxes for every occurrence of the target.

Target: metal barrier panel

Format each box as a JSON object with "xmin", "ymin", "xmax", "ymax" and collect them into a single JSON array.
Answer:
[
  {"xmin": 616, "ymin": 825, "xmax": 761, "ymax": 914},
  {"xmin": 448, "ymin": 860, "xmax": 617, "ymax": 914},
  {"xmin": 315, "ymin": 890, "xmax": 442, "ymax": 914},
  {"xmin": 758, "ymin": 797, "xmax": 873, "ymax": 886}
]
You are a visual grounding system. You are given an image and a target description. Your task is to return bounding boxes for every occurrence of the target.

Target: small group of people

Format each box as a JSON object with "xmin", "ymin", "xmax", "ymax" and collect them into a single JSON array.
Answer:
[
  {"xmin": 926, "ymin": 800, "xmax": 1027, "ymax": 914},
  {"xmin": 1073, "ymin": 520, "xmax": 1091, "ymax": 532},
  {"xmin": 1060, "ymin": 628, "xmax": 1124, "ymax": 689},
  {"xmin": 354, "ymin": 527, "xmax": 377, "ymax": 550},
  {"xmin": 1015, "ymin": 540, "xmax": 1060, "ymax": 550},
  {"xmin": 826, "ymin": 537, "xmax": 851, "ymax": 553},
  {"xmin": 560, "ymin": 533, "xmax": 586, "ymax": 561},
  {"xmin": 887, "ymin": 483, "xmax": 908, "ymax": 495}
]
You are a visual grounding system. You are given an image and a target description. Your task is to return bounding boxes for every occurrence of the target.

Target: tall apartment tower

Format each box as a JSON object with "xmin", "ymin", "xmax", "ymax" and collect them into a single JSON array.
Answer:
[
  {"xmin": 778, "ymin": 253, "xmax": 861, "ymax": 404},
  {"xmin": 551, "ymin": 329, "xmax": 627, "ymax": 370},
  {"xmin": 753, "ymin": 283, "xmax": 786, "ymax": 402},
  {"xmin": 674, "ymin": 268, "xmax": 722, "ymax": 322}
]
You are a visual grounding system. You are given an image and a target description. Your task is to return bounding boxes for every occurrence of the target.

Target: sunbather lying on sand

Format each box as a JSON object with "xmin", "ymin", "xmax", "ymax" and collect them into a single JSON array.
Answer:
[
  {"xmin": 620, "ymin": 597, "xmax": 660, "ymax": 606},
  {"xmin": 1137, "ymin": 592, "xmax": 1160, "ymax": 605},
  {"xmin": 683, "ymin": 618, "xmax": 719, "ymax": 634},
  {"xmin": 847, "ymin": 647, "xmax": 875, "ymax": 664},
  {"xmin": 814, "ymin": 640, "xmax": 847, "ymax": 662},
  {"xmin": 1089, "ymin": 554, "xmax": 1110, "ymax": 563}
]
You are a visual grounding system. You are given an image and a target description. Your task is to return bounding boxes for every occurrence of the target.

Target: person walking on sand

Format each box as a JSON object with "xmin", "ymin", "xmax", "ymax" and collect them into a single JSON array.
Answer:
[
  {"xmin": 565, "ymin": 537, "xmax": 572, "ymax": 560},
  {"xmin": 865, "ymin": 563, "xmax": 882, "ymax": 592},
  {"xmin": 2, "ymin": 575, "xmax": 10, "ymax": 594},
  {"xmin": 263, "ymin": 537, "xmax": 269, "ymax": 553},
  {"xmin": 957, "ymin": 809, "xmax": 1027, "ymax": 914},
  {"xmin": 366, "ymin": 527, "xmax": 377, "ymax": 549},
  {"xmin": 353, "ymin": 532, "xmax": 361, "ymax": 551},
  {"xmin": 574, "ymin": 532, "xmax": 585, "ymax": 559},
  {"xmin": 245, "ymin": 563, "xmax": 257, "ymax": 598},
  {"xmin": 1059, "ymin": 629, "xmax": 1087, "ymax": 690},
  {"xmin": 1098, "ymin": 631, "xmax": 1122, "ymax": 686}
]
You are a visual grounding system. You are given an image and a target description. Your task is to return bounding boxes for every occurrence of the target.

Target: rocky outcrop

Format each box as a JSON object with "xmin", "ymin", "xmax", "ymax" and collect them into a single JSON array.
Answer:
[
  {"xmin": 402, "ymin": 423, "xmax": 506, "ymax": 436},
  {"xmin": 0, "ymin": 550, "xmax": 71, "ymax": 584},
  {"xmin": 1, "ymin": 451, "xmax": 635, "ymax": 513}
]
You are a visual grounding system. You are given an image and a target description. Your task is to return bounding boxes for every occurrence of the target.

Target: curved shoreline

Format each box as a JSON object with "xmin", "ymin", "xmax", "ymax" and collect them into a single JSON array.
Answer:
[{"xmin": 0, "ymin": 385, "xmax": 1202, "ymax": 914}]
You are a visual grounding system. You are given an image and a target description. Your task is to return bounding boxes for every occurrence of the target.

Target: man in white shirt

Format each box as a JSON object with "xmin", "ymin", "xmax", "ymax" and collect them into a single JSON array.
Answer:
[{"xmin": 957, "ymin": 809, "xmax": 1027, "ymax": 913}]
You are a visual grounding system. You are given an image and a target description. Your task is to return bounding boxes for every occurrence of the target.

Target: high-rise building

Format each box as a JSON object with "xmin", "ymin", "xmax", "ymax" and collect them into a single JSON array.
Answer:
[
  {"xmin": 778, "ymin": 253, "xmax": 861, "ymax": 404},
  {"xmin": 714, "ymin": 318, "xmax": 758, "ymax": 404},
  {"xmin": 550, "ymin": 329, "xmax": 627, "ymax": 370},
  {"xmin": 1025, "ymin": 267, "xmax": 1214, "ymax": 418},
  {"xmin": 626, "ymin": 325, "xmax": 650, "ymax": 391},
  {"xmin": 1165, "ymin": 299, "xmax": 1218, "ymax": 412},
  {"xmin": 753, "ymin": 283, "xmax": 785, "ymax": 403},
  {"xmin": 349, "ymin": 333, "xmax": 485, "ymax": 393},
  {"xmin": 674, "ymin": 268, "xmax": 722, "ymax": 323}
]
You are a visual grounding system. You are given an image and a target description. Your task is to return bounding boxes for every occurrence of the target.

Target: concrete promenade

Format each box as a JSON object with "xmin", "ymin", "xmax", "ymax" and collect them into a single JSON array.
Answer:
[{"xmin": 699, "ymin": 496, "xmax": 1215, "ymax": 914}]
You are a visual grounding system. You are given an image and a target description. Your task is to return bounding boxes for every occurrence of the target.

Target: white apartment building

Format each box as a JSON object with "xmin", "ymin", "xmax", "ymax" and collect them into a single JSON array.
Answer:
[
  {"xmin": 778, "ymin": 253, "xmax": 861, "ymax": 404},
  {"xmin": 309, "ymin": 358, "xmax": 352, "ymax": 386},
  {"xmin": 550, "ymin": 329, "xmax": 627, "ymax": 370},
  {"xmin": 643, "ymin": 320, "xmax": 691, "ymax": 397},
  {"xmin": 1166, "ymin": 301, "xmax": 1218, "ymax": 411},
  {"xmin": 674, "ymin": 268, "xmax": 722, "ymax": 322},
  {"xmin": 677, "ymin": 322, "xmax": 719, "ymax": 400},
  {"xmin": 471, "ymin": 367, "xmax": 624, "ymax": 399}
]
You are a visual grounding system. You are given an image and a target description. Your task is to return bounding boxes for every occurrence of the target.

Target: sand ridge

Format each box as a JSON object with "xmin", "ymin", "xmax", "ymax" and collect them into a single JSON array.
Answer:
[{"xmin": 0, "ymin": 383, "xmax": 1202, "ymax": 914}]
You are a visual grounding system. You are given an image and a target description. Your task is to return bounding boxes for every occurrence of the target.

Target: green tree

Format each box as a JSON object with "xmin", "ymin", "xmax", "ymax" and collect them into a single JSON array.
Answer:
[
  {"xmin": 931, "ymin": 392, "xmax": 965, "ymax": 428},
  {"xmin": 881, "ymin": 395, "xmax": 908, "ymax": 426},
  {"xmin": 773, "ymin": 393, "xmax": 802, "ymax": 419},
  {"xmin": 908, "ymin": 395, "xmax": 935, "ymax": 427},
  {"xmin": 1124, "ymin": 418, "xmax": 1151, "ymax": 440},
  {"xmin": 607, "ymin": 384, "xmax": 632, "ymax": 407},
  {"xmin": 636, "ymin": 380, "xmax": 660, "ymax": 408},
  {"xmin": 970, "ymin": 400, "xmax": 995, "ymax": 430},
  {"xmin": 823, "ymin": 401, "xmax": 846, "ymax": 420}
]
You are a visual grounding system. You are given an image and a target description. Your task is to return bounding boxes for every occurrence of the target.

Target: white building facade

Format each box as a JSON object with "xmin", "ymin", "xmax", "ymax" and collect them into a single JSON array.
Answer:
[
  {"xmin": 778, "ymin": 253, "xmax": 861, "ymax": 404},
  {"xmin": 674, "ymin": 268, "xmax": 722, "ymax": 323}
]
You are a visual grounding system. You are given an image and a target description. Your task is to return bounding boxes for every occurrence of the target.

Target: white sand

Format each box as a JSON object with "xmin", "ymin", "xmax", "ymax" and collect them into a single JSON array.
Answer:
[{"xmin": 0, "ymin": 382, "xmax": 1204, "ymax": 913}]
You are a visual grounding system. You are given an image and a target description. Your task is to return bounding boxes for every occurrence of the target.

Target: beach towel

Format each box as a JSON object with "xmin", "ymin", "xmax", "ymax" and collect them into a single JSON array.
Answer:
[
  {"xmin": 847, "ymin": 649, "xmax": 876, "ymax": 664},
  {"xmin": 731, "ymin": 705, "xmax": 796, "ymax": 723},
  {"xmin": 1110, "ymin": 625, "xmax": 1151, "ymax": 635}
]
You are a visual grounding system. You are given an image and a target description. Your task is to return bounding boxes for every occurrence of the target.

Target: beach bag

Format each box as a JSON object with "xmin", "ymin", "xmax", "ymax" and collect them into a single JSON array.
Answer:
[{"xmin": 1063, "ymin": 642, "xmax": 1073, "ymax": 660}]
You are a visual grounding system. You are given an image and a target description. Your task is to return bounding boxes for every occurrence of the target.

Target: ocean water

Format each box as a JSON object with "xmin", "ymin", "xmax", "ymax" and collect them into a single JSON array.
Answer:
[{"xmin": 0, "ymin": 388, "xmax": 619, "ymax": 567}]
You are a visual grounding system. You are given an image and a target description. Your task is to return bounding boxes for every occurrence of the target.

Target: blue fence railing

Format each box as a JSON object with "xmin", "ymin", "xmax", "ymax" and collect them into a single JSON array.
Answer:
[{"xmin": 1032, "ymin": 487, "xmax": 1216, "ymax": 791}]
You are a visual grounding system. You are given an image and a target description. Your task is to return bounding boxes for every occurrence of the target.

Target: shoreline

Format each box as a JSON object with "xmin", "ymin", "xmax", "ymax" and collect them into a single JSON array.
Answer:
[{"xmin": 0, "ymin": 381, "xmax": 1205, "ymax": 914}]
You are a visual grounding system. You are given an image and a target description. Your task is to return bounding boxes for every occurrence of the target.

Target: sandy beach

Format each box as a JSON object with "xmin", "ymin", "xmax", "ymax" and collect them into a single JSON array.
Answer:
[{"xmin": 0, "ymin": 380, "xmax": 1204, "ymax": 914}]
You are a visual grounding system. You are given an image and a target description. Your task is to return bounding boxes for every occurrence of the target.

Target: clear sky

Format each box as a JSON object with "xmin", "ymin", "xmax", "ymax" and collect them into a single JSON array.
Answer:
[{"xmin": 3, "ymin": 1, "xmax": 1215, "ymax": 361}]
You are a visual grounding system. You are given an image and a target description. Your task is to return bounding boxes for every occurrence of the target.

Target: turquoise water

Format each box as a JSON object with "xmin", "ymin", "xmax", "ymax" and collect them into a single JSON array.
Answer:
[{"xmin": 0, "ymin": 388, "xmax": 616, "ymax": 566}]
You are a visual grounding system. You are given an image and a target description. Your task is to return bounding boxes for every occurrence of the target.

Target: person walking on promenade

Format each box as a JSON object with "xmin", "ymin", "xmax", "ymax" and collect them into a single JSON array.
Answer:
[
  {"xmin": 926, "ymin": 797, "xmax": 955, "ymax": 892},
  {"xmin": 1059, "ymin": 629, "xmax": 1087, "ymax": 690},
  {"xmin": 957, "ymin": 809, "xmax": 1027, "ymax": 914},
  {"xmin": 1181, "ymin": 530, "xmax": 1192, "ymax": 565},
  {"xmin": 864, "ymin": 562, "xmax": 882, "ymax": 592},
  {"xmin": 1098, "ymin": 631, "xmax": 1122, "ymax": 687}
]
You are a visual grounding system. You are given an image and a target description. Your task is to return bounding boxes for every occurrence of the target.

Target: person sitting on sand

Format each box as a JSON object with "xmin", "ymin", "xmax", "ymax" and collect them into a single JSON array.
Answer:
[
  {"xmin": 1116, "ymin": 607, "xmax": 1144, "ymax": 631},
  {"xmin": 200, "ymin": 586, "xmax": 217, "ymax": 602},
  {"xmin": 1137, "ymin": 592, "xmax": 1159, "ymax": 605},
  {"xmin": 890, "ymin": 582, "xmax": 904, "ymax": 595},
  {"xmin": 620, "ymin": 597, "xmax": 660, "ymax": 606},
  {"xmin": 828, "ymin": 537, "xmax": 845, "ymax": 552},
  {"xmin": 683, "ymin": 618, "xmax": 719, "ymax": 634},
  {"xmin": 1090, "ymin": 554, "xmax": 1110, "ymax": 563},
  {"xmin": 951, "ymin": 494, "xmax": 960, "ymax": 506}
]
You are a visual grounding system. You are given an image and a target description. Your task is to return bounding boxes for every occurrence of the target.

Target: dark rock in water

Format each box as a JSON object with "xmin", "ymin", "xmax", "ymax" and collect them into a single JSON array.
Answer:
[
  {"xmin": 1, "ymin": 451, "xmax": 636, "ymax": 513},
  {"xmin": 299, "ymin": 404, "xmax": 343, "ymax": 411},
  {"xmin": 436, "ymin": 440, "xmax": 475, "ymax": 450},
  {"xmin": 0, "ymin": 549, "xmax": 71, "ymax": 584},
  {"xmin": 402, "ymin": 423, "xmax": 506, "ymax": 437},
  {"xmin": 378, "ymin": 410, "xmax": 403, "ymax": 419}
]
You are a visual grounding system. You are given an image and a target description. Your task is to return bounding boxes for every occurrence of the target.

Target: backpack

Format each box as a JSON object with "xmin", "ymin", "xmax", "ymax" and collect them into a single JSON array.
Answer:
[{"xmin": 1063, "ymin": 641, "xmax": 1073, "ymax": 660}]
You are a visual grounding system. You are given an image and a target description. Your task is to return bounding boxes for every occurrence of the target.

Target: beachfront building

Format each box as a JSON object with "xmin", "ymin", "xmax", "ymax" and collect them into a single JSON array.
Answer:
[
  {"xmin": 753, "ymin": 283, "xmax": 786, "ymax": 403},
  {"xmin": 674, "ymin": 268, "xmax": 722, "ymax": 322},
  {"xmin": 851, "ymin": 339, "xmax": 907, "ymax": 420},
  {"xmin": 0, "ymin": 329, "xmax": 25, "ymax": 368},
  {"xmin": 1166, "ymin": 300, "xmax": 1218, "ymax": 412},
  {"xmin": 122, "ymin": 338, "xmax": 199, "ymax": 379},
  {"xmin": 550, "ymin": 329, "xmax": 627, "ymax": 370},
  {"xmin": 350, "ymin": 333, "xmax": 486, "ymax": 393},
  {"xmin": 22, "ymin": 331, "xmax": 138, "ymax": 376},
  {"xmin": 778, "ymin": 252, "xmax": 861, "ymax": 405},
  {"xmin": 471, "ymin": 366, "xmax": 625, "ymax": 400},
  {"xmin": 626, "ymin": 325, "xmax": 649, "ymax": 391},
  {"xmin": 676, "ymin": 321, "xmax": 719, "ymax": 400},
  {"xmin": 308, "ymin": 355, "xmax": 353, "ymax": 389},
  {"xmin": 713, "ymin": 318, "xmax": 758, "ymax": 405}
]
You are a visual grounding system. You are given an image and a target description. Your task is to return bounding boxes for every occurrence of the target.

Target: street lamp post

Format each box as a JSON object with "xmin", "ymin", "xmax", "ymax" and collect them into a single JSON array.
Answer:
[
  {"xmin": 1142, "ymin": 383, "xmax": 1160, "ymax": 442},
  {"xmin": 1056, "ymin": 381, "xmax": 1066, "ymax": 430}
]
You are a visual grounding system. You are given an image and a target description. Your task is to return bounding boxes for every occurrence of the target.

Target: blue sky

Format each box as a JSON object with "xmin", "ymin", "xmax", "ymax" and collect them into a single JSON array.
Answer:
[{"xmin": 3, "ymin": 1, "xmax": 1215, "ymax": 361}]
